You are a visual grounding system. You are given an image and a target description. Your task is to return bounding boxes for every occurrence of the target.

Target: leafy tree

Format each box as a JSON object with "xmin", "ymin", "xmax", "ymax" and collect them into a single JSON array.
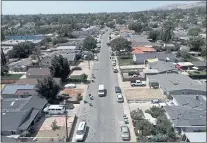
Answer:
[
  {"xmin": 145, "ymin": 106, "xmax": 165, "ymax": 118},
  {"xmin": 106, "ymin": 21, "xmax": 115, "ymax": 29},
  {"xmin": 176, "ymin": 51, "xmax": 192, "ymax": 61},
  {"xmin": 50, "ymin": 55, "xmax": 70, "ymax": 81},
  {"xmin": 35, "ymin": 76, "xmax": 60, "ymax": 102},
  {"xmin": 188, "ymin": 36, "xmax": 205, "ymax": 51},
  {"xmin": 150, "ymin": 23, "xmax": 158, "ymax": 28},
  {"xmin": 83, "ymin": 36, "xmax": 97, "ymax": 56},
  {"xmin": 136, "ymin": 119, "xmax": 154, "ymax": 136},
  {"xmin": 128, "ymin": 22, "xmax": 143, "ymax": 33},
  {"xmin": 52, "ymin": 37, "xmax": 68, "ymax": 45},
  {"xmin": 201, "ymin": 45, "xmax": 206, "ymax": 57},
  {"xmin": 160, "ymin": 21, "xmax": 175, "ymax": 42},
  {"xmin": 7, "ymin": 41, "xmax": 35, "ymax": 59},
  {"xmin": 148, "ymin": 30, "xmax": 161, "ymax": 42},
  {"xmin": 131, "ymin": 109, "xmax": 144, "ymax": 121},
  {"xmin": 109, "ymin": 37, "xmax": 132, "ymax": 52},
  {"xmin": 188, "ymin": 28, "xmax": 201, "ymax": 36},
  {"xmin": 1, "ymin": 65, "xmax": 9, "ymax": 76}
]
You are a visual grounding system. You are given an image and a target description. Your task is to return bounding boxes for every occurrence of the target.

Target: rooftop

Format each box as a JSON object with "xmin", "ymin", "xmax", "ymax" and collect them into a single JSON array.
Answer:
[
  {"xmin": 165, "ymin": 106, "xmax": 206, "ymax": 127},
  {"xmin": 148, "ymin": 61, "xmax": 178, "ymax": 73},
  {"xmin": 2, "ymin": 84, "xmax": 35, "ymax": 95},
  {"xmin": 26, "ymin": 67, "xmax": 50, "ymax": 76},
  {"xmin": 172, "ymin": 95, "xmax": 206, "ymax": 110},
  {"xmin": 184, "ymin": 132, "xmax": 206, "ymax": 142},
  {"xmin": 147, "ymin": 73, "xmax": 206, "ymax": 93},
  {"xmin": 15, "ymin": 78, "xmax": 61, "ymax": 85},
  {"xmin": 132, "ymin": 46, "xmax": 156, "ymax": 54}
]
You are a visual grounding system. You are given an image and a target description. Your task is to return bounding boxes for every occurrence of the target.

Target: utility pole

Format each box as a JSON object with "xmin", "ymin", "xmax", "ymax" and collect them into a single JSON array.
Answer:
[{"xmin": 64, "ymin": 100, "xmax": 69, "ymax": 142}]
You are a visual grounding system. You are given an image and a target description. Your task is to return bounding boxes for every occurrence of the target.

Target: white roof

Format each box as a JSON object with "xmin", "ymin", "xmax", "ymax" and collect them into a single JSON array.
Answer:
[
  {"xmin": 184, "ymin": 132, "xmax": 206, "ymax": 142},
  {"xmin": 177, "ymin": 62, "xmax": 193, "ymax": 66},
  {"xmin": 78, "ymin": 122, "xmax": 86, "ymax": 130},
  {"xmin": 48, "ymin": 105, "xmax": 64, "ymax": 109},
  {"xmin": 55, "ymin": 46, "xmax": 76, "ymax": 50},
  {"xmin": 98, "ymin": 84, "xmax": 104, "ymax": 90}
]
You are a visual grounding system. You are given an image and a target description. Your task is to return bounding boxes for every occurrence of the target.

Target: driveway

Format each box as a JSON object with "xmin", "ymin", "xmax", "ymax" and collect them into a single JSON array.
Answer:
[{"xmin": 72, "ymin": 30, "xmax": 125, "ymax": 142}]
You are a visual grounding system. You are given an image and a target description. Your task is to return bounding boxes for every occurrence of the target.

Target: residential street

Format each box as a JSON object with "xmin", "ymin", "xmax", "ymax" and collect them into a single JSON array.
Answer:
[{"xmin": 72, "ymin": 30, "xmax": 125, "ymax": 142}]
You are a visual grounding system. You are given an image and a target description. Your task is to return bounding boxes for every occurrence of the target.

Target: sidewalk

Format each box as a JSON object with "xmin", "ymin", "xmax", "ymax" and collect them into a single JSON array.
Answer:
[{"xmin": 115, "ymin": 57, "xmax": 137, "ymax": 142}]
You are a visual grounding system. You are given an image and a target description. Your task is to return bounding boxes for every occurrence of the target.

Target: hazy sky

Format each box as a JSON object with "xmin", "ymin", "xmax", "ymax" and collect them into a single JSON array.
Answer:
[{"xmin": 2, "ymin": 1, "xmax": 194, "ymax": 15}]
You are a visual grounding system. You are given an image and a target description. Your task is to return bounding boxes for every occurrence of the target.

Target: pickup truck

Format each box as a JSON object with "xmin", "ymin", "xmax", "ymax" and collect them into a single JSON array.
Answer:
[{"xmin": 130, "ymin": 80, "xmax": 146, "ymax": 87}]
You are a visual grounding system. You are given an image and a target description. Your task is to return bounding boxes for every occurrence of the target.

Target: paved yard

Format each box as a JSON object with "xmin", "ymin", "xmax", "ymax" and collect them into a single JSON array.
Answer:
[
  {"xmin": 70, "ymin": 61, "xmax": 94, "ymax": 80},
  {"xmin": 125, "ymin": 88, "xmax": 166, "ymax": 101},
  {"xmin": 35, "ymin": 116, "xmax": 75, "ymax": 142}
]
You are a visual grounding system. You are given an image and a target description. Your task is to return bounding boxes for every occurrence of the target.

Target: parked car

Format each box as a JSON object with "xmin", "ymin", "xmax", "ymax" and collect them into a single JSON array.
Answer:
[
  {"xmin": 130, "ymin": 80, "xmax": 146, "ymax": 87},
  {"xmin": 121, "ymin": 126, "xmax": 130, "ymax": 140},
  {"xmin": 64, "ymin": 84, "xmax": 76, "ymax": 88},
  {"xmin": 75, "ymin": 121, "xmax": 87, "ymax": 141},
  {"xmin": 112, "ymin": 61, "xmax": 116, "ymax": 66},
  {"xmin": 115, "ymin": 86, "xmax": 122, "ymax": 94},
  {"xmin": 94, "ymin": 56, "xmax": 98, "ymax": 61},
  {"xmin": 116, "ymin": 93, "xmax": 124, "ymax": 103},
  {"xmin": 113, "ymin": 67, "xmax": 118, "ymax": 73}
]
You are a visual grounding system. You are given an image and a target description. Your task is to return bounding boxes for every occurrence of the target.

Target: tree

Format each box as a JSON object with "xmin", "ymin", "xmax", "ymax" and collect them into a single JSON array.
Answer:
[
  {"xmin": 35, "ymin": 76, "xmax": 60, "ymax": 102},
  {"xmin": 106, "ymin": 21, "xmax": 115, "ymax": 29},
  {"xmin": 188, "ymin": 28, "xmax": 201, "ymax": 36},
  {"xmin": 145, "ymin": 106, "xmax": 165, "ymax": 118},
  {"xmin": 128, "ymin": 22, "xmax": 143, "ymax": 33},
  {"xmin": 7, "ymin": 41, "xmax": 35, "ymax": 59},
  {"xmin": 83, "ymin": 36, "xmax": 97, "ymax": 52},
  {"xmin": 50, "ymin": 55, "xmax": 70, "ymax": 81},
  {"xmin": 160, "ymin": 21, "xmax": 175, "ymax": 42},
  {"xmin": 148, "ymin": 30, "xmax": 161, "ymax": 42},
  {"xmin": 188, "ymin": 36, "xmax": 205, "ymax": 51},
  {"xmin": 1, "ymin": 65, "xmax": 9, "ymax": 76},
  {"xmin": 52, "ymin": 37, "xmax": 68, "ymax": 45},
  {"xmin": 136, "ymin": 119, "xmax": 154, "ymax": 136},
  {"xmin": 109, "ymin": 37, "xmax": 132, "ymax": 52}
]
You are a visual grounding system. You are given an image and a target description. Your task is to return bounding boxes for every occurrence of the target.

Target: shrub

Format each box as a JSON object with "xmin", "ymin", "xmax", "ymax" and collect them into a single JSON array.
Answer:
[
  {"xmin": 51, "ymin": 120, "xmax": 60, "ymax": 131},
  {"xmin": 145, "ymin": 106, "xmax": 165, "ymax": 118}
]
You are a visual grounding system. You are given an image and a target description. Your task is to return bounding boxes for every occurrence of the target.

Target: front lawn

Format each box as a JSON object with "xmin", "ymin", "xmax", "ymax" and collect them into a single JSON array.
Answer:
[
  {"xmin": 2, "ymin": 74, "xmax": 24, "ymax": 80},
  {"xmin": 118, "ymin": 58, "xmax": 136, "ymax": 66}
]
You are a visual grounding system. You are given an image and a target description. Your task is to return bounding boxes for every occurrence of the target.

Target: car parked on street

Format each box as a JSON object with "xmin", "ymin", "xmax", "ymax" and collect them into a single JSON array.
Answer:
[
  {"xmin": 113, "ymin": 67, "xmax": 118, "ymax": 73},
  {"xmin": 121, "ymin": 126, "xmax": 130, "ymax": 140},
  {"xmin": 115, "ymin": 86, "xmax": 122, "ymax": 94},
  {"xmin": 116, "ymin": 93, "xmax": 124, "ymax": 103},
  {"xmin": 75, "ymin": 121, "xmax": 87, "ymax": 141}
]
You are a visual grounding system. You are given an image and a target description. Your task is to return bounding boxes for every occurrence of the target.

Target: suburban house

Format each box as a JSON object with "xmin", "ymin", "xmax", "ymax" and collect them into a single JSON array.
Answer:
[
  {"xmin": 131, "ymin": 46, "xmax": 156, "ymax": 54},
  {"xmin": 26, "ymin": 67, "xmax": 51, "ymax": 79},
  {"xmin": 57, "ymin": 38, "xmax": 85, "ymax": 48},
  {"xmin": 15, "ymin": 78, "xmax": 62, "ymax": 86},
  {"xmin": 191, "ymin": 61, "xmax": 207, "ymax": 71},
  {"xmin": 1, "ymin": 85, "xmax": 35, "ymax": 98},
  {"xmin": 146, "ymin": 73, "xmax": 206, "ymax": 95},
  {"xmin": 8, "ymin": 58, "xmax": 35, "ymax": 72},
  {"xmin": 128, "ymin": 35, "xmax": 152, "ymax": 48},
  {"xmin": 1, "ymin": 96, "xmax": 47, "ymax": 136},
  {"xmin": 172, "ymin": 95, "xmax": 206, "ymax": 111},
  {"xmin": 144, "ymin": 61, "xmax": 178, "ymax": 75},
  {"xmin": 40, "ymin": 51, "xmax": 77, "ymax": 66},
  {"xmin": 164, "ymin": 106, "xmax": 206, "ymax": 133},
  {"xmin": 132, "ymin": 52, "xmax": 177, "ymax": 64}
]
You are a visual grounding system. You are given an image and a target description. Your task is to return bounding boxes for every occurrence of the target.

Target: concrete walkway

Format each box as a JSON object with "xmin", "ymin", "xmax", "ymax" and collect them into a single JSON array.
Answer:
[{"xmin": 115, "ymin": 57, "xmax": 137, "ymax": 142}]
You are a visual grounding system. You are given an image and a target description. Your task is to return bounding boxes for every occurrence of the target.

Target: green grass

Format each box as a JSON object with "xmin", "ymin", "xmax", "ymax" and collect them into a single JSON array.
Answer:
[
  {"xmin": 2, "ymin": 74, "xmax": 24, "ymax": 80},
  {"xmin": 118, "ymin": 58, "xmax": 135, "ymax": 66}
]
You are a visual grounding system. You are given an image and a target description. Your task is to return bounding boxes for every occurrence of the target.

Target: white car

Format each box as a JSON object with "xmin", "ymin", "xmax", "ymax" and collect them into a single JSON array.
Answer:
[
  {"xmin": 116, "ymin": 93, "xmax": 124, "ymax": 103},
  {"xmin": 64, "ymin": 84, "xmax": 76, "ymax": 88},
  {"xmin": 75, "ymin": 122, "xmax": 87, "ymax": 141}
]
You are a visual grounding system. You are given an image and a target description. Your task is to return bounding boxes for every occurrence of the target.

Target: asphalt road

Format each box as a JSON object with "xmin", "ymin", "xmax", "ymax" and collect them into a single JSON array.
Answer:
[{"xmin": 72, "ymin": 30, "xmax": 125, "ymax": 142}]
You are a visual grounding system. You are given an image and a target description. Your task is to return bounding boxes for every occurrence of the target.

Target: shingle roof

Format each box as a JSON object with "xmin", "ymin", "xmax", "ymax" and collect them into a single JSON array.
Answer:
[
  {"xmin": 15, "ymin": 78, "xmax": 61, "ymax": 85},
  {"xmin": 134, "ymin": 52, "xmax": 177, "ymax": 64},
  {"xmin": 164, "ymin": 106, "xmax": 206, "ymax": 127},
  {"xmin": 2, "ymin": 85, "xmax": 35, "ymax": 95},
  {"xmin": 147, "ymin": 73, "xmax": 206, "ymax": 93},
  {"xmin": 148, "ymin": 61, "xmax": 178, "ymax": 73},
  {"xmin": 172, "ymin": 95, "xmax": 206, "ymax": 110},
  {"xmin": 26, "ymin": 67, "xmax": 50, "ymax": 76},
  {"xmin": 15, "ymin": 89, "xmax": 38, "ymax": 96},
  {"xmin": 1, "ymin": 96, "xmax": 47, "ymax": 131}
]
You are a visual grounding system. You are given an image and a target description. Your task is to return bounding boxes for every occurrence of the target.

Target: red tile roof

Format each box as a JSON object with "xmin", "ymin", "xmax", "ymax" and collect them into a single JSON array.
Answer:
[{"xmin": 132, "ymin": 46, "xmax": 156, "ymax": 54}]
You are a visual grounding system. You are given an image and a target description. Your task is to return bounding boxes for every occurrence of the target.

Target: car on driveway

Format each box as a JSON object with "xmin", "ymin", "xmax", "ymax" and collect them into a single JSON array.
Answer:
[
  {"xmin": 116, "ymin": 93, "xmax": 124, "ymax": 103},
  {"xmin": 121, "ymin": 126, "xmax": 130, "ymax": 140}
]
